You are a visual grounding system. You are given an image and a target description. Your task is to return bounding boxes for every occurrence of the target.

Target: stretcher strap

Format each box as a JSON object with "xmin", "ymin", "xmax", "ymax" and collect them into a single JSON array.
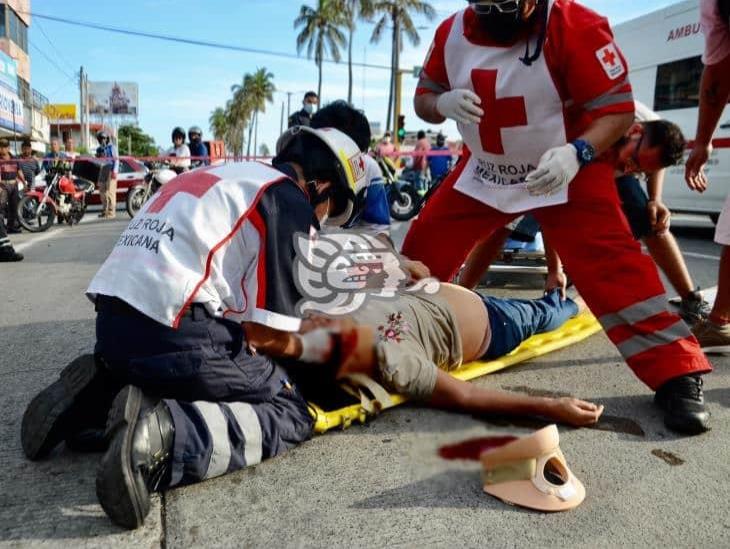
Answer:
[{"xmin": 339, "ymin": 373, "xmax": 395, "ymax": 414}]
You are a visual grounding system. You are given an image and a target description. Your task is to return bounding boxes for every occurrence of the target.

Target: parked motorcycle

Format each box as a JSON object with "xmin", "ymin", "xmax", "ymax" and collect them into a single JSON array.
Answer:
[
  {"xmin": 126, "ymin": 163, "xmax": 179, "ymax": 218},
  {"xmin": 17, "ymin": 170, "xmax": 95, "ymax": 232},
  {"xmin": 375, "ymin": 156, "xmax": 420, "ymax": 221}
]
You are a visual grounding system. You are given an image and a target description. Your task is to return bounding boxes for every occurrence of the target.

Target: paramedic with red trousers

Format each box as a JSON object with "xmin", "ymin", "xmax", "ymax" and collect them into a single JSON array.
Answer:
[{"xmin": 402, "ymin": 0, "xmax": 713, "ymax": 434}]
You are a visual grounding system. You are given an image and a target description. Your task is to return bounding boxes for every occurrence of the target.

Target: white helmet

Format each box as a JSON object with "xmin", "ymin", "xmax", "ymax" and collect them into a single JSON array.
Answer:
[{"xmin": 276, "ymin": 125, "xmax": 367, "ymax": 226}]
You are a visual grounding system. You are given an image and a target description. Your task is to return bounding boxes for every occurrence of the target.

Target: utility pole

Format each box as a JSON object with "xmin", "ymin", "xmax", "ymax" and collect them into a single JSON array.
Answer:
[
  {"xmin": 286, "ymin": 91, "xmax": 293, "ymax": 119},
  {"xmin": 79, "ymin": 66, "xmax": 85, "ymax": 149},
  {"xmin": 280, "ymin": 101, "xmax": 285, "ymax": 134},
  {"xmin": 393, "ymin": 69, "xmax": 409, "ymax": 148}
]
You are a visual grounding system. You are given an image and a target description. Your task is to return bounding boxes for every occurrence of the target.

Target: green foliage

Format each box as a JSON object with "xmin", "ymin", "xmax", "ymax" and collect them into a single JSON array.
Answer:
[
  {"xmin": 209, "ymin": 67, "xmax": 275, "ymax": 158},
  {"xmin": 117, "ymin": 124, "xmax": 158, "ymax": 157},
  {"xmin": 294, "ymin": 0, "xmax": 348, "ymax": 101}
]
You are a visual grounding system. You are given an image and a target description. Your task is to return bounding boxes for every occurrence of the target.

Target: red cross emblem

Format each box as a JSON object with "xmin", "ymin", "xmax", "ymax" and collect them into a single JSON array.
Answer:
[
  {"xmin": 601, "ymin": 48, "xmax": 617, "ymax": 66},
  {"xmin": 147, "ymin": 171, "xmax": 220, "ymax": 213},
  {"xmin": 471, "ymin": 69, "xmax": 528, "ymax": 155}
]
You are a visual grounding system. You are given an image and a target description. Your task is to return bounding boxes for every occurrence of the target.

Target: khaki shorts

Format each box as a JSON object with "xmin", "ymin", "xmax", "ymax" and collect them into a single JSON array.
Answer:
[
  {"xmin": 715, "ymin": 194, "xmax": 730, "ymax": 246},
  {"xmin": 350, "ymin": 292, "xmax": 464, "ymax": 401}
]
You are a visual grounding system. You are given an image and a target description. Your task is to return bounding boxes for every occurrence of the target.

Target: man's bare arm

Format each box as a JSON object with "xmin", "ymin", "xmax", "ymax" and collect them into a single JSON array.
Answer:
[
  {"xmin": 414, "ymin": 93, "xmax": 446, "ymax": 124},
  {"xmin": 579, "ymin": 112, "xmax": 635, "ymax": 156},
  {"xmin": 686, "ymin": 52, "xmax": 730, "ymax": 191}
]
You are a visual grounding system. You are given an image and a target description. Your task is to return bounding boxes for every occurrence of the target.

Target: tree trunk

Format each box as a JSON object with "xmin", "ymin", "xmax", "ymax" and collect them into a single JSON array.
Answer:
[
  {"xmin": 317, "ymin": 60, "xmax": 323, "ymax": 105},
  {"xmin": 246, "ymin": 117, "xmax": 255, "ymax": 159},
  {"xmin": 347, "ymin": 25, "xmax": 354, "ymax": 105},
  {"xmin": 254, "ymin": 111, "xmax": 259, "ymax": 160}
]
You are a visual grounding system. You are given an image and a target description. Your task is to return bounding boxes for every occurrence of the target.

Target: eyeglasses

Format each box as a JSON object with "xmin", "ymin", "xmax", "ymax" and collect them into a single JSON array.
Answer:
[{"xmin": 471, "ymin": 1, "xmax": 521, "ymax": 14}]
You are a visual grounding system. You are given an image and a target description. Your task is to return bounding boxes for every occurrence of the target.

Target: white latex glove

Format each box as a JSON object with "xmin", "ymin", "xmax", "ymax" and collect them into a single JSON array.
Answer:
[
  {"xmin": 525, "ymin": 144, "xmax": 581, "ymax": 196},
  {"xmin": 436, "ymin": 89, "xmax": 484, "ymax": 125}
]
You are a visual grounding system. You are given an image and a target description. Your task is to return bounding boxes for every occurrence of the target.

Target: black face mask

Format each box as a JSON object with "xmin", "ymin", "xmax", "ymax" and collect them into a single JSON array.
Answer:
[{"xmin": 477, "ymin": 10, "xmax": 526, "ymax": 44}]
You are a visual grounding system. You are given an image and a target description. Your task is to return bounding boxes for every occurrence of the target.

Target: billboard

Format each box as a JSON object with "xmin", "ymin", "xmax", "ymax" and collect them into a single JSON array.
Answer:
[
  {"xmin": 44, "ymin": 103, "xmax": 77, "ymax": 122},
  {"xmin": 0, "ymin": 51, "xmax": 18, "ymax": 93},
  {"xmin": 88, "ymin": 81, "xmax": 138, "ymax": 116},
  {"xmin": 0, "ymin": 86, "xmax": 24, "ymax": 132}
]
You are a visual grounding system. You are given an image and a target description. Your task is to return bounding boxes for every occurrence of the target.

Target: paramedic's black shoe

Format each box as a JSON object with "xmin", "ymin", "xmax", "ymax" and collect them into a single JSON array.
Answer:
[
  {"xmin": 0, "ymin": 247, "xmax": 23, "ymax": 262},
  {"xmin": 21, "ymin": 354, "xmax": 111, "ymax": 460},
  {"xmin": 654, "ymin": 375, "xmax": 709, "ymax": 435},
  {"xmin": 96, "ymin": 385, "xmax": 174, "ymax": 530},
  {"xmin": 65, "ymin": 428, "xmax": 108, "ymax": 453}
]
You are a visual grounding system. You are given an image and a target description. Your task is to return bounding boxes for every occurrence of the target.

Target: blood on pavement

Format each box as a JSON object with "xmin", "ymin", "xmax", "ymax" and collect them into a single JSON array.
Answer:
[{"xmin": 438, "ymin": 436, "xmax": 518, "ymax": 461}]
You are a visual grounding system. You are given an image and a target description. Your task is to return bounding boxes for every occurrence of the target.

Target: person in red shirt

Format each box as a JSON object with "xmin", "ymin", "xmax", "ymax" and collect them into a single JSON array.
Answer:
[{"xmin": 402, "ymin": 0, "xmax": 712, "ymax": 435}]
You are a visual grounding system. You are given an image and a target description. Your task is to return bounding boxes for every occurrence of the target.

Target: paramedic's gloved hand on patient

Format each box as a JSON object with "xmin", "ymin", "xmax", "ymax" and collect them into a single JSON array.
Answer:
[
  {"xmin": 525, "ymin": 144, "xmax": 581, "ymax": 196},
  {"xmin": 436, "ymin": 89, "xmax": 484, "ymax": 125}
]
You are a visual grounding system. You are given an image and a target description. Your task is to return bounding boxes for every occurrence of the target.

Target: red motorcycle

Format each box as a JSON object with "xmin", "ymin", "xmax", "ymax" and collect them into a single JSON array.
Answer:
[{"xmin": 18, "ymin": 170, "xmax": 95, "ymax": 232}]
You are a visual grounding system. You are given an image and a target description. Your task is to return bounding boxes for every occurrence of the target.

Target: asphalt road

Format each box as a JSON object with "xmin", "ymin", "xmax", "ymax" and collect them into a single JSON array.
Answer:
[{"xmin": 1, "ymin": 209, "xmax": 728, "ymax": 548}]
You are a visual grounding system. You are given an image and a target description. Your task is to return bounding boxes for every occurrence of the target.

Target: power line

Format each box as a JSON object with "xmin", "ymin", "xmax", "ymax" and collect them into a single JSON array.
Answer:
[
  {"xmin": 30, "ymin": 40, "xmax": 75, "ymax": 81},
  {"xmin": 22, "ymin": 11, "xmax": 394, "ymax": 71},
  {"xmin": 34, "ymin": 18, "xmax": 76, "ymax": 75},
  {"xmin": 45, "ymin": 74, "xmax": 77, "ymax": 100}
]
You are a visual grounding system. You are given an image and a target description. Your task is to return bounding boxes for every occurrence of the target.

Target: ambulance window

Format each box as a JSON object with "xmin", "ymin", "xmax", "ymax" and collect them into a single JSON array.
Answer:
[{"xmin": 654, "ymin": 56, "xmax": 704, "ymax": 111}]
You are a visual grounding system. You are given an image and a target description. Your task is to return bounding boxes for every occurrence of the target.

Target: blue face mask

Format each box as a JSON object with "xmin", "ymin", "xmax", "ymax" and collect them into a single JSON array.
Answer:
[{"xmin": 303, "ymin": 103, "xmax": 315, "ymax": 115}]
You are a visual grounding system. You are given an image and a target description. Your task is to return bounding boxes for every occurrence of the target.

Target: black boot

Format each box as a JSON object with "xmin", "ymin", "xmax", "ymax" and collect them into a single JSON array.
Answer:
[
  {"xmin": 21, "ymin": 354, "xmax": 114, "ymax": 460},
  {"xmin": 96, "ymin": 385, "xmax": 174, "ymax": 530},
  {"xmin": 654, "ymin": 375, "xmax": 710, "ymax": 435},
  {"xmin": 0, "ymin": 246, "xmax": 23, "ymax": 262}
]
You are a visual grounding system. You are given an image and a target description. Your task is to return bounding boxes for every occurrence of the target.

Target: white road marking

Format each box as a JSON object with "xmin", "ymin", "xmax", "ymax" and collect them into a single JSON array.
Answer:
[
  {"xmin": 14, "ymin": 229, "xmax": 60, "ymax": 253},
  {"xmin": 13, "ymin": 212, "xmax": 121, "ymax": 252},
  {"xmin": 683, "ymin": 251, "xmax": 722, "ymax": 261}
]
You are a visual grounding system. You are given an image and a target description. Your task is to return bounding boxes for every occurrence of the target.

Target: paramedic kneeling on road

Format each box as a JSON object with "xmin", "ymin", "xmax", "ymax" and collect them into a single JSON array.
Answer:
[
  {"xmin": 21, "ymin": 124, "xmax": 373, "ymax": 530},
  {"xmin": 401, "ymin": 0, "xmax": 713, "ymax": 435}
]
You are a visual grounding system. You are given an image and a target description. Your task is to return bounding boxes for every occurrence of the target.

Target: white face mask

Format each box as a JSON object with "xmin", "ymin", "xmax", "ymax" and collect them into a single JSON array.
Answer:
[{"xmin": 303, "ymin": 103, "xmax": 315, "ymax": 115}]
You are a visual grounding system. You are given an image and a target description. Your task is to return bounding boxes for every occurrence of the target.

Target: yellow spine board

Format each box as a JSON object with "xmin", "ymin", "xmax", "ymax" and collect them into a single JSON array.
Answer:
[{"xmin": 309, "ymin": 312, "xmax": 602, "ymax": 434}]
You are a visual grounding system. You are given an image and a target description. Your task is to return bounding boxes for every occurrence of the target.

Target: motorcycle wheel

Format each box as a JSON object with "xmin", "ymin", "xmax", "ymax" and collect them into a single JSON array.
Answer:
[
  {"xmin": 389, "ymin": 184, "xmax": 420, "ymax": 221},
  {"xmin": 18, "ymin": 195, "xmax": 55, "ymax": 233},
  {"xmin": 126, "ymin": 186, "xmax": 149, "ymax": 218}
]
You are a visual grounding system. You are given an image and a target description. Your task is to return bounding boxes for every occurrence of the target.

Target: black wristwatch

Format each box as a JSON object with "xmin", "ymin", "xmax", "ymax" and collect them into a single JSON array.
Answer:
[{"xmin": 571, "ymin": 139, "xmax": 595, "ymax": 167}]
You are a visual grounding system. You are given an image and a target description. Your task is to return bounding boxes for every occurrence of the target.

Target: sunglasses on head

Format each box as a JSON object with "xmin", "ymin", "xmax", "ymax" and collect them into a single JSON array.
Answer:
[{"xmin": 471, "ymin": 0, "xmax": 521, "ymax": 14}]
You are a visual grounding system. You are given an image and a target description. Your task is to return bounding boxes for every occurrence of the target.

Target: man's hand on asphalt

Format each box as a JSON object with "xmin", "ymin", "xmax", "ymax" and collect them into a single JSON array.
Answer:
[
  {"xmin": 436, "ymin": 89, "xmax": 484, "ymax": 125},
  {"xmin": 684, "ymin": 143, "xmax": 711, "ymax": 193},
  {"xmin": 547, "ymin": 397, "xmax": 605, "ymax": 427},
  {"xmin": 525, "ymin": 144, "xmax": 580, "ymax": 196},
  {"xmin": 648, "ymin": 199, "xmax": 671, "ymax": 235}
]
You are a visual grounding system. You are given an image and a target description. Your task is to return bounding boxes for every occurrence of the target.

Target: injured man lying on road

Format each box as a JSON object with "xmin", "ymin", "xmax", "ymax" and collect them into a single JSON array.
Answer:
[{"xmin": 245, "ymin": 244, "xmax": 604, "ymax": 428}]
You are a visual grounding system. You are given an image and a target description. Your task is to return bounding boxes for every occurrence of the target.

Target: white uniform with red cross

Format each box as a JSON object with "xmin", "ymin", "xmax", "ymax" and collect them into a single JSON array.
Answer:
[
  {"xmin": 88, "ymin": 162, "xmax": 305, "ymax": 331},
  {"xmin": 404, "ymin": 0, "xmax": 712, "ymax": 391}
]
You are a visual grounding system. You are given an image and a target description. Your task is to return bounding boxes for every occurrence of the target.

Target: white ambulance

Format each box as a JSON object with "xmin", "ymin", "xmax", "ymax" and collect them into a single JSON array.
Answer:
[{"xmin": 614, "ymin": 0, "xmax": 729, "ymax": 224}]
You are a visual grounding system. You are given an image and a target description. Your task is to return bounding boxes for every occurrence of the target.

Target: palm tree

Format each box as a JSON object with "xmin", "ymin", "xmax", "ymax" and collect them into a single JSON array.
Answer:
[
  {"xmin": 242, "ymin": 68, "xmax": 276, "ymax": 159},
  {"xmin": 209, "ymin": 107, "xmax": 227, "ymax": 141},
  {"xmin": 295, "ymin": 0, "xmax": 347, "ymax": 103},
  {"xmin": 227, "ymin": 81, "xmax": 253, "ymax": 159},
  {"xmin": 337, "ymin": 0, "xmax": 374, "ymax": 104},
  {"xmin": 370, "ymin": 0, "xmax": 436, "ymax": 132}
]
